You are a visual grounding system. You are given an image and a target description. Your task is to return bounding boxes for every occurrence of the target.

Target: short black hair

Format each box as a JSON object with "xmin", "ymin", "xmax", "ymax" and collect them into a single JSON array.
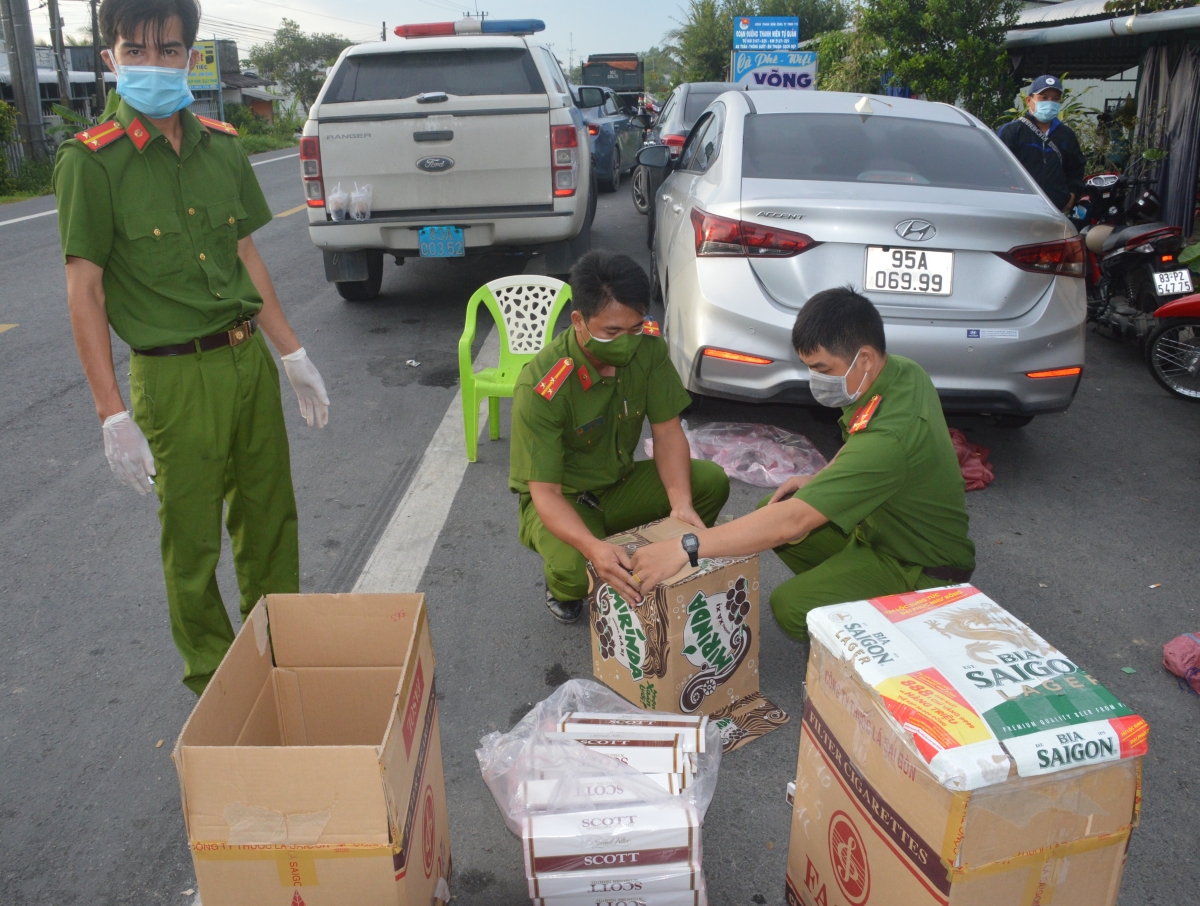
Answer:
[
  {"xmin": 792, "ymin": 285, "xmax": 886, "ymax": 359},
  {"xmin": 99, "ymin": 0, "xmax": 201, "ymax": 54},
  {"xmin": 569, "ymin": 250, "xmax": 651, "ymax": 321}
]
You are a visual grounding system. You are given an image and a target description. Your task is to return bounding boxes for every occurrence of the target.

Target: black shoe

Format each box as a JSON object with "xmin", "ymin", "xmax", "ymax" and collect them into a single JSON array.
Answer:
[{"xmin": 545, "ymin": 590, "xmax": 584, "ymax": 624}]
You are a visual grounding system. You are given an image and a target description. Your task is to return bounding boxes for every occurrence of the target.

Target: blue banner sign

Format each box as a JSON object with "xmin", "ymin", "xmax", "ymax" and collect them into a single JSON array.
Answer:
[
  {"xmin": 733, "ymin": 50, "xmax": 818, "ymax": 90},
  {"xmin": 732, "ymin": 16, "xmax": 800, "ymax": 51}
]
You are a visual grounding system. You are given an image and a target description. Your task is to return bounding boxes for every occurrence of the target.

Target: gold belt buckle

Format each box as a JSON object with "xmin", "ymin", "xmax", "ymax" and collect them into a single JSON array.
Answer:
[{"xmin": 228, "ymin": 321, "xmax": 250, "ymax": 346}]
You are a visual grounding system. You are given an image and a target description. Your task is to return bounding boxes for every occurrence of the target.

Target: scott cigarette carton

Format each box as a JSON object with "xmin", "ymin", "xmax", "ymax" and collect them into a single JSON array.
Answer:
[
  {"xmin": 558, "ymin": 712, "xmax": 709, "ymax": 753},
  {"xmin": 173, "ymin": 594, "xmax": 452, "ymax": 906},
  {"xmin": 529, "ymin": 866, "xmax": 704, "ymax": 899},
  {"xmin": 587, "ymin": 517, "xmax": 788, "ymax": 752},
  {"xmin": 786, "ymin": 585, "xmax": 1147, "ymax": 906}
]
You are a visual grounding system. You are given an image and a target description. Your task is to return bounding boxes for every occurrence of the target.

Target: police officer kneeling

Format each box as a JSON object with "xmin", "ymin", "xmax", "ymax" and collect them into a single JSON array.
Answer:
[
  {"xmin": 631, "ymin": 287, "xmax": 975, "ymax": 640},
  {"xmin": 509, "ymin": 251, "xmax": 730, "ymax": 623}
]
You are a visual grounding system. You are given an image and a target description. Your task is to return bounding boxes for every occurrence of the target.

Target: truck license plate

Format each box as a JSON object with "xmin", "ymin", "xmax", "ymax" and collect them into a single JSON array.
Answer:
[
  {"xmin": 865, "ymin": 247, "xmax": 953, "ymax": 295},
  {"xmin": 418, "ymin": 225, "xmax": 464, "ymax": 258},
  {"xmin": 1153, "ymin": 268, "xmax": 1194, "ymax": 296}
]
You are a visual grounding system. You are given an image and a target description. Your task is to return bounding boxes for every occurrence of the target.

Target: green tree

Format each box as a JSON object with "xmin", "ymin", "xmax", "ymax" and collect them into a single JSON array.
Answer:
[
  {"xmin": 859, "ymin": 0, "xmax": 1020, "ymax": 122},
  {"xmin": 668, "ymin": 0, "xmax": 849, "ymax": 85},
  {"xmin": 0, "ymin": 101, "xmax": 18, "ymax": 195},
  {"xmin": 642, "ymin": 46, "xmax": 679, "ymax": 95},
  {"xmin": 246, "ymin": 19, "xmax": 353, "ymax": 110}
]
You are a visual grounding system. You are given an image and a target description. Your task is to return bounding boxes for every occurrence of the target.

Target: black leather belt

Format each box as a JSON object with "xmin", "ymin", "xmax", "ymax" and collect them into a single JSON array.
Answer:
[
  {"xmin": 132, "ymin": 319, "xmax": 256, "ymax": 357},
  {"xmin": 923, "ymin": 565, "xmax": 974, "ymax": 584}
]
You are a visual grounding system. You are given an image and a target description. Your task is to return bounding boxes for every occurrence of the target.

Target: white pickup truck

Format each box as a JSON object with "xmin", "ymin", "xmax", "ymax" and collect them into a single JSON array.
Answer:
[{"xmin": 299, "ymin": 19, "xmax": 595, "ymax": 300}]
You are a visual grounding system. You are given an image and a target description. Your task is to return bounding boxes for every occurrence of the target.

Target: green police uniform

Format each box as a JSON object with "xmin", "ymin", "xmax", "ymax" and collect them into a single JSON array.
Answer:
[
  {"xmin": 509, "ymin": 324, "xmax": 730, "ymax": 601},
  {"xmin": 764, "ymin": 355, "xmax": 975, "ymax": 640},
  {"xmin": 54, "ymin": 97, "xmax": 299, "ymax": 693}
]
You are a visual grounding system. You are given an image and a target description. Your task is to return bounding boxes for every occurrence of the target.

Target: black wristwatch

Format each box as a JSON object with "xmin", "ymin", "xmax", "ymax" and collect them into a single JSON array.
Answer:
[{"xmin": 681, "ymin": 533, "xmax": 700, "ymax": 567}]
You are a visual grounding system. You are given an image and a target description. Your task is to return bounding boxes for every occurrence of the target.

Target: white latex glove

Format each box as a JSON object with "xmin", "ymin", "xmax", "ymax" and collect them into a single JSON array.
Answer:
[
  {"xmin": 102, "ymin": 410, "xmax": 156, "ymax": 495},
  {"xmin": 281, "ymin": 347, "xmax": 330, "ymax": 428}
]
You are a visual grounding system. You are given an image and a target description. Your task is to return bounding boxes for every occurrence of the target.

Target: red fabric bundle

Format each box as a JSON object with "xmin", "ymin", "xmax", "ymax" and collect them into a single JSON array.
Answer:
[
  {"xmin": 1163, "ymin": 632, "xmax": 1200, "ymax": 695},
  {"xmin": 949, "ymin": 428, "xmax": 994, "ymax": 491}
]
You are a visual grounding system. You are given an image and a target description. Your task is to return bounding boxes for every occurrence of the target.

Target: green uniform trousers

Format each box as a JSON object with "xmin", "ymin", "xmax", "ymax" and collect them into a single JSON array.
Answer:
[
  {"xmin": 520, "ymin": 459, "xmax": 730, "ymax": 602},
  {"xmin": 758, "ymin": 494, "xmax": 946, "ymax": 642},
  {"xmin": 130, "ymin": 332, "xmax": 299, "ymax": 693}
]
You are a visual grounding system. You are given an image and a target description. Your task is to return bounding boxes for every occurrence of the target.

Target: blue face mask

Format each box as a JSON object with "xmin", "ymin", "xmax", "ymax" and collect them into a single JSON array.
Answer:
[
  {"xmin": 115, "ymin": 64, "xmax": 194, "ymax": 119},
  {"xmin": 1032, "ymin": 100, "xmax": 1061, "ymax": 123}
]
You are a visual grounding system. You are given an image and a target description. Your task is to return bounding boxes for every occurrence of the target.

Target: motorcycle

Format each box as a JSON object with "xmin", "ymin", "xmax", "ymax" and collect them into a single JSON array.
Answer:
[{"xmin": 1145, "ymin": 292, "xmax": 1200, "ymax": 401}]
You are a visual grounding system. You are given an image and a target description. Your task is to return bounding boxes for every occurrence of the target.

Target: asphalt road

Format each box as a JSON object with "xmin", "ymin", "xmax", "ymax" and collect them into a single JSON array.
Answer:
[{"xmin": 1, "ymin": 153, "xmax": 1197, "ymax": 906}]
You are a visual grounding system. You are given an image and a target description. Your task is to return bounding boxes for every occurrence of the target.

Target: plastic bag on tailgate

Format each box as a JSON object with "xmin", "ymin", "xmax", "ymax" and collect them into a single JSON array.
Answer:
[
  {"xmin": 644, "ymin": 421, "xmax": 827, "ymax": 488},
  {"xmin": 476, "ymin": 679, "xmax": 721, "ymax": 838},
  {"xmin": 950, "ymin": 427, "xmax": 994, "ymax": 490},
  {"xmin": 1163, "ymin": 631, "xmax": 1200, "ymax": 694}
]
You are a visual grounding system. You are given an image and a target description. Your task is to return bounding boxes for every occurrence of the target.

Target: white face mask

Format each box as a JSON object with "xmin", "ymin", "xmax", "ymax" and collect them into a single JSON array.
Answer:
[{"xmin": 808, "ymin": 349, "xmax": 869, "ymax": 408}]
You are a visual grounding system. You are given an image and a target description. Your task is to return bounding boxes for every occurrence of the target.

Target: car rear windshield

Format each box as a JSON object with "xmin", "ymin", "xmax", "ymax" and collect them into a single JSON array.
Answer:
[
  {"xmin": 742, "ymin": 113, "xmax": 1034, "ymax": 193},
  {"xmin": 683, "ymin": 91, "xmax": 723, "ymax": 126},
  {"xmin": 324, "ymin": 48, "xmax": 545, "ymax": 102}
]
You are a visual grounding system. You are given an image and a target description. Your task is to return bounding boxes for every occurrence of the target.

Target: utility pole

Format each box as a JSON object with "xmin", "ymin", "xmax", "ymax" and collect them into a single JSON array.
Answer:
[
  {"xmin": 213, "ymin": 35, "xmax": 224, "ymax": 122},
  {"xmin": 89, "ymin": 0, "xmax": 105, "ymax": 117},
  {"xmin": 0, "ymin": 0, "xmax": 49, "ymax": 157},
  {"xmin": 568, "ymin": 33, "xmax": 574, "ymax": 76},
  {"xmin": 381, "ymin": 21, "xmax": 386, "ymax": 41},
  {"xmin": 47, "ymin": 0, "xmax": 72, "ymax": 112}
]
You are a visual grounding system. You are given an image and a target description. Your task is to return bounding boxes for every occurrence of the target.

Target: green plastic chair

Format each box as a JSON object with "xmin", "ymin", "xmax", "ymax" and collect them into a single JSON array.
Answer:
[{"xmin": 458, "ymin": 275, "xmax": 572, "ymax": 462}]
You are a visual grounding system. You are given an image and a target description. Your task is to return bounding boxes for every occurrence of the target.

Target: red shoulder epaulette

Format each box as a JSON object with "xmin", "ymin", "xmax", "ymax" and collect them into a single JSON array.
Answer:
[
  {"xmin": 196, "ymin": 114, "xmax": 239, "ymax": 136},
  {"xmin": 642, "ymin": 319, "xmax": 661, "ymax": 337},
  {"xmin": 848, "ymin": 394, "xmax": 882, "ymax": 434},
  {"xmin": 74, "ymin": 120, "xmax": 126, "ymax": 152},
  {"xmin": 535, "ymin": 357, "xmax": 574, "ymax": 401}
]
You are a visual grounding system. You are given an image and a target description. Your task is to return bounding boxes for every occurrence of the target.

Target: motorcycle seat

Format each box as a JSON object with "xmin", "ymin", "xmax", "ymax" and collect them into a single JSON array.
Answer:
[{"xmin": 1101, "ymin": 221, "xmax": 1172, "ymax": 254}]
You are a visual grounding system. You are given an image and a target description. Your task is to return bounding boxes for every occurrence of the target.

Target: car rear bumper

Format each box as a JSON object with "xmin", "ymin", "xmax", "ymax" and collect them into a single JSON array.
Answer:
[{"xmin": 670, "ymin": 259, "xmax": 1087, "ymax": 416}]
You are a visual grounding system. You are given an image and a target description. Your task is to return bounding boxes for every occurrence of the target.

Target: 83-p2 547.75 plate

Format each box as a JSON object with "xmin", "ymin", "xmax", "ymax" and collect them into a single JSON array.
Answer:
[{"xmin": 865, "ymin": 247, "xmax": 953, "ymax": 295}]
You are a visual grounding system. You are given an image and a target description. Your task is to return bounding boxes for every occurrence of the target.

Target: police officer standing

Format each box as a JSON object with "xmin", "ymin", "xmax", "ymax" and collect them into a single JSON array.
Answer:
[
  {"xmin": 997, "ymin": 75, "xmax": 1086, "ymax": 214},
  {"xmin": 631, "ymin": 288, "xmax": 975, "ymax": 641},
  {"xmin": 509, "ymin": 250, "xmax": 730, "ymax": 623},
  {"xmin": 55, "ymin": 0, "xmax": 329, "ymax": 692}
]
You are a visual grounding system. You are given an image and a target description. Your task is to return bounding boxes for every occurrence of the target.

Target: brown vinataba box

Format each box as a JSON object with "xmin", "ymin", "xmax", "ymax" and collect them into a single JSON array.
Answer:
[
  {"xmin": 786, "ymin": 587, "xmax": 1146, "ymax": 906},
  {"xmin": 172, "ymin": 594, "xmax": 452, "ymax": 906},
  {"xmin": 586, "ymin": 517, "xmax": 788, "ymax": 752}
]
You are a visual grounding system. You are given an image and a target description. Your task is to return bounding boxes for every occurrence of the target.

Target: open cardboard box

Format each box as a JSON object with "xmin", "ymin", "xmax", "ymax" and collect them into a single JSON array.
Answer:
[{"xmin": 172, "ymin": 594, "xmax": 451, "ymax": 906}]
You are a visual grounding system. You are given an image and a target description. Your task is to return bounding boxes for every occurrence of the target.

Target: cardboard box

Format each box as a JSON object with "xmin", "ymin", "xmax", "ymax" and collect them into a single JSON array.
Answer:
[
  {"xmin": 587, "ymin": 517, "xmax": 788, "ymax": 751},
  {"xmin": 786, "ymin": 586, "xmax": 1147, "ymax": 906},
  {"xmin": 172, "ymin": 594, "xmax": 452, "ymax": 906}
]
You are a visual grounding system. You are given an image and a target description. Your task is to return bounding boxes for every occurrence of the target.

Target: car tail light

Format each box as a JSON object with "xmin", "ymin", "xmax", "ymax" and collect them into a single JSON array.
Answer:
[
  {"xmin": 1027, "ymin": 367, "xmax": 1082, "ymax": 379},
  {"xmin": 703, "ymin": 348, "xmax": 773, "ymax": 365},
  {"xmin": 551, "ymin": 124, "xmax": 578, "ymax": 198},
  {"xmin": 998, "ymin": 237, "xmax": 1085, "ymax": 277},
  {"xmin": 587, "ymin": 124, "xmax": 599, "ymax": 136},
  {"xmin": 691, "ymin": 208, "xmax": 818, "ymax": 258},
  {"xmin": 663, "ymin": 134, "xmax": 686, "ymax": 158},
  {"xmin": 299, "ymin": 136, "xmax": 325, "ymax": 208}
]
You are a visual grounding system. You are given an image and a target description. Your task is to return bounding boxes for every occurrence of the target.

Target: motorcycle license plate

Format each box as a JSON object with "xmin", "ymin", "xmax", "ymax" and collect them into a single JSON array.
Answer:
[
  {"xmin": 865, "ymin": 247, "xmax": 953, "ymax": 295},
  {"xmin": 418, "ymin": 225, "xmax": 465, "ymax": 257},
  {"xmin": 1153, "ymin": 268, "xmax": 1194, "ymax": 296}
]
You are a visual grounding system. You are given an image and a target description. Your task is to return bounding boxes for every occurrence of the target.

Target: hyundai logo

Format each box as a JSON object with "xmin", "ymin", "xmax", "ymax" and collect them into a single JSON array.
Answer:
[
  {"xmin": 896, "ymin": 219, "xmax": 936, "ymax": 241},
  {"xmin": 416, "ymin": 156, "xmax": 454, "ymax": 173}
]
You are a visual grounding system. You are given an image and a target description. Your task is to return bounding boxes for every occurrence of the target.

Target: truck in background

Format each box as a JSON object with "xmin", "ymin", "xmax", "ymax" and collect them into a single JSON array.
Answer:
[{"xmin": 581, "ymin": 54, "xmax": 646, "ymax": 111}]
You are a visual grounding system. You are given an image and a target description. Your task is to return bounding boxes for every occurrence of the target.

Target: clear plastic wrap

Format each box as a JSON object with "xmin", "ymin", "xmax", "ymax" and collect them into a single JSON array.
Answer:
[
  {"xmin": 325, "ymin": 182, "xmax": 348, "ymax": 221},
  {"xmin": 350, "ymin": 182, "xmax": 373, "ymax": 221},
  {"xmin": 644, "ymin": 421, "xmax": 827, "ymax": 488}
]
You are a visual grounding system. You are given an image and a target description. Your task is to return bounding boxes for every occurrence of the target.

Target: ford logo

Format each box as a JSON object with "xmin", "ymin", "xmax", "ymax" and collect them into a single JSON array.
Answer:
[
  {"xmin": 896, "ymin": 219, "xmax": 936, "ymax": 241},
  {"xmin": 416, "ymin": 156, "xmax": 454, "ymax": 173}
]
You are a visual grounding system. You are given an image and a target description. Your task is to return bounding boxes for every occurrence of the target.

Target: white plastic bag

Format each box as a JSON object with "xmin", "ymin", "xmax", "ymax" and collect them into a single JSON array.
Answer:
[
  {"xmin": 476, "ymin": 679, "xmax": 721, "ymax": 838},
  {"xmin": 645, "ymin": 421, "xmax": 828, "ymax": 488},
  {"xmin": 350, "ymin": 182, "xmax": 373, "ymax": 221},
  {"xmin": 325, "ymin": 182, "xmax": 348, "ymax": 221}
]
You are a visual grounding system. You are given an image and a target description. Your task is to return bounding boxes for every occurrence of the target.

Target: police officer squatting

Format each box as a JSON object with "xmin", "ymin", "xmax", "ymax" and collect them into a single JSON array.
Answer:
[{"xmin": 55, "ymin": 0, "xmax": 329, "ymax": 693}]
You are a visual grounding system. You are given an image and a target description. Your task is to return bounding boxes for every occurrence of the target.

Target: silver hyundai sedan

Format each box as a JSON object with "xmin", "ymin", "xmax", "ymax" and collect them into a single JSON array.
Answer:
[{"xmin": 646, "ymin": 89, "xmax": 1086, "ymax": 426}]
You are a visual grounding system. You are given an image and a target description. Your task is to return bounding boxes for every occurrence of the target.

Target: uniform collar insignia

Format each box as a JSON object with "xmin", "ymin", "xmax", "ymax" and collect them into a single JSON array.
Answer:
[{"xmin": 578, "ymin": 363, "xmax": 593, "ymax": 391}]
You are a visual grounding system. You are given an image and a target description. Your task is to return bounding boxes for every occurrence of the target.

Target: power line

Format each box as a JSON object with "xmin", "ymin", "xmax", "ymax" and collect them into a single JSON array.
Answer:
[{"xmin": 243, "ymin": 0, "xmax": 376, "ymax": 30}]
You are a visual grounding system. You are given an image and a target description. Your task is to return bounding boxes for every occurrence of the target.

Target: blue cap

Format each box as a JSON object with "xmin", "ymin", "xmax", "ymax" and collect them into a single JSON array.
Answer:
[{"xmin": 1029, "ymin": 75, "xmax": 1062, "ymax": 96}]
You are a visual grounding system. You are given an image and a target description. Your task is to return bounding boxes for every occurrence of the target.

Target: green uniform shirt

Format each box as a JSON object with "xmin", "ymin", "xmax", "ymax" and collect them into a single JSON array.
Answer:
[
  {"xmin": 53, "ymin": 97, "xmax": 273, "ymax": 350},
  {"xmin": 509, "ymin": 326, "xmax": 691, "ymax": 496},
  {"xmin": 796, "ymin": 355, "xmax": 976, "ymax": 571}
]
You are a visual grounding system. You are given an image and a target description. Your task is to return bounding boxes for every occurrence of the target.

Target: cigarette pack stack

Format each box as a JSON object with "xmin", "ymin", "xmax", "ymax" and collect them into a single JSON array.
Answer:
[{"xmin": 521, "ymin": 712, "xmax": 710, "ymax": 906}]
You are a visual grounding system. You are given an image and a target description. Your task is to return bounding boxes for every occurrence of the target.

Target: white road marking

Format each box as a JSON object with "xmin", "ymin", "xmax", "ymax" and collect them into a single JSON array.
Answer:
[
  {"xmin": 353, "ymin": 328, "xmax": 501, "ymax": 593},
  {"xmin": 0, "ymin": 209, "xmax": 55, "ymax": 228},
  {"xmin": 251, "ymin": 152, "xmax": 299, "ymax": 167}
]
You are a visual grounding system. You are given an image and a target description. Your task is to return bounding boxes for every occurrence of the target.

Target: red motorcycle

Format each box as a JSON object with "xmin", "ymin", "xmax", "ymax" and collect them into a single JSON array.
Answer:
[{"xmin": 1146, "ymin": 292, "xmax": 1200, "ymax": 401}]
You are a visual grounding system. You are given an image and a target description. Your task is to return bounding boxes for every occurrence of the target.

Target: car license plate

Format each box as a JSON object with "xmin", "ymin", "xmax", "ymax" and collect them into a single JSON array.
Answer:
[
  {"xmin": 865, "ymin": 247, "xmax": 953, "ymax": 295},
  {"xmin": 1153, "ymin": 268, "xmax": 1194, "ymax": 296},
  {"xmin": 418, "ymin": 225, "xmax": 464, "ymax": 258}
]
